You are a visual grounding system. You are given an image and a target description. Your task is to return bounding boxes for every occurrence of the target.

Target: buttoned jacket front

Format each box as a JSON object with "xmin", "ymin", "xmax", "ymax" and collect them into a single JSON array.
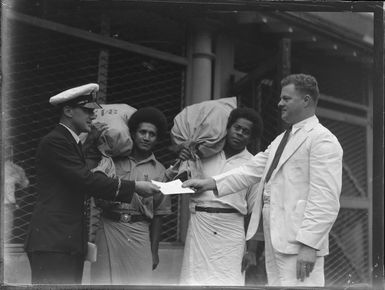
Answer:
[
  {"xmin": 214, "ymin": 116, "xmax": 343, "ymax": 256},
  {"xmin": 24, "ymin": 125, "xmax": 134, "ymax": 256}
]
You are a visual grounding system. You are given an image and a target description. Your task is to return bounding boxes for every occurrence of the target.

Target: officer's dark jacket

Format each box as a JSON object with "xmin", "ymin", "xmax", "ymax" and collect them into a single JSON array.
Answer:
[{"xmin": 24, "ymin": 124, "xmax": 134, "ymax": 256}]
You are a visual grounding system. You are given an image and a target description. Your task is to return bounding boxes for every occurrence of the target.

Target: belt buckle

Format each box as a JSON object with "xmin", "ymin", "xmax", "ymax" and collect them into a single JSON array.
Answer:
[{"xmin": 120, "ymin": 213, "xmax": 131, "ymax": 223}]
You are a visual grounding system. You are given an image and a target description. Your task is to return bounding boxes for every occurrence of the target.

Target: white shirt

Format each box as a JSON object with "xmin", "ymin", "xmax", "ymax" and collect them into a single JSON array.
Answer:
[
  {"xmin": 292, "ymin": 115, "xmax": 316, "ymax": 134},
  {"xmin": 59, "ymin": 123, "xmax": 80, "ymax": 143},
  {"xmin": 264, "ymin": 115, "xmax": 317, "ymax": 197},
  {"xmin": 190, "ymin": 148, "xmax": 258, "ymax": 215}
]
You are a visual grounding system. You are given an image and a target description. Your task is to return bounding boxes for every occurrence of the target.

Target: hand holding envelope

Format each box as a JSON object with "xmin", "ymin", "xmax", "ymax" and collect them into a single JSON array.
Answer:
[{"xmin": 151, "ymin": 179, "xmax": 195, "ymax": 195}]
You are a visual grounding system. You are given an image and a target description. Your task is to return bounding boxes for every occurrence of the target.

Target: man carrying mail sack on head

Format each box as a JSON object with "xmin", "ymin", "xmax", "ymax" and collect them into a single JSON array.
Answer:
[
  {"xmin": 178, "ymin": 107, "xmax": 262, "ymax": 286},
  {"xmin": 24, "ymin": 83, "xmax": 160, "ymax": 285},
  {"xmin": 90, "ymin": 107, "xmax": 171, "ymax": 285}
]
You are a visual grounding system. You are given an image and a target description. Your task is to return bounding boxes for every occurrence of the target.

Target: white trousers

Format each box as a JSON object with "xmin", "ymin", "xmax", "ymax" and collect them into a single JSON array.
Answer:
[{"xmin": 263, "ymin": 203, "xmax": 325, "ymax": 287}]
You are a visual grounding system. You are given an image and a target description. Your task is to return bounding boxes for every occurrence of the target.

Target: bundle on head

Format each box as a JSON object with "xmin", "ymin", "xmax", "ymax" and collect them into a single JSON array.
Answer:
[{"xmin": 170, "ymin": 97, "xmax": 237, "ymax": 180}]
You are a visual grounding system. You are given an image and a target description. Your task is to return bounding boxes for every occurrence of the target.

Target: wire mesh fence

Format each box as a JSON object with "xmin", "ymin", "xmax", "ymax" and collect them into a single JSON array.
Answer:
[
  {"xmin": 3, "ymin": 10, "xmax": 185, "ymax": 245},
  {"xmin": 319, "ymin": 117, "xmax": 370, "ymax": 286},
  {"xmin": 327, "ymin": 208, "xmax": 370, "ymax": 286},
  {"xmin": 3, "ymin": 4, "xmax": 373, "ymax": 288},
  {"xmin": 321, "ymin": 118, "xmax": 368, "ymax": 197}
]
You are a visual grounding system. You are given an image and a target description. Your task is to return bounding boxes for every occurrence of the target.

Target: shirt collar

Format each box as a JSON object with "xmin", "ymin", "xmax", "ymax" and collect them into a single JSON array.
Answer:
[
  {"xmin": 291, "ymin": 115, "xmax": 317, "ymax": 134},
  {"xmin": 59, "ymin": 123, "xmax": 80, "ymax": 143},
  {"xmin": 223, "ymin": 147, "xmax": 250, "ymax": 161},
  {"xmin": 128, "ymin": 152, "xmax": 157, "ymax": 165},
  {"xmin": 233, "ymin": 148, "xmax": 250, "ymax": 159}
]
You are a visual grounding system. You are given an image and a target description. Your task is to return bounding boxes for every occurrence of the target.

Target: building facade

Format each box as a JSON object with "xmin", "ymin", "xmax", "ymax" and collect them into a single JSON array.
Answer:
[{"xmin": 1, "ymin": 0, "xmax": 383, "ymax": 287}]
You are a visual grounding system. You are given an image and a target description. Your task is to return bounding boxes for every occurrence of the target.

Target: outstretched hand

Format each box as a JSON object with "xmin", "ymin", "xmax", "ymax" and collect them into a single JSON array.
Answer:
[
  {"xmin": 182, "ymin": 178, "xmax": 216, "ymax": 194},
  {"xmin": 135, "ymin": 181, "xmax": 161, "ymax": 198}
]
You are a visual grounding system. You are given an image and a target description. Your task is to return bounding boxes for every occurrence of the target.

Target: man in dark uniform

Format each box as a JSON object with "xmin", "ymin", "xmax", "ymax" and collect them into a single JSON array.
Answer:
[{"xmin": 24, "ymin": 83, "xmax": 160, "ymax": 285}]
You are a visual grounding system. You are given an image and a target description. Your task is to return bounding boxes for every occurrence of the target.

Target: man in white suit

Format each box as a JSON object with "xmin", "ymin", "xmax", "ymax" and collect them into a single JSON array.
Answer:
[{"xmin": 183, "ymin": 74, "xmax": 343, "ymax": 286}]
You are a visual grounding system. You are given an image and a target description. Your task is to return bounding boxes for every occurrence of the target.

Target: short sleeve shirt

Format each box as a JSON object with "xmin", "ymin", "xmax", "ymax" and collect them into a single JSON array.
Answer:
[
  {"xmin": 190, "ymin": 149, "xmax": 258, "ymax": 215},
  {"xmin": 103, "ymin": 153, "xmax": 171, "ymax": 218}
]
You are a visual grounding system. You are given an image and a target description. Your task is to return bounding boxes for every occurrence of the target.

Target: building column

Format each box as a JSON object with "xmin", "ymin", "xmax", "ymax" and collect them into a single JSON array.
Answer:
[
  {"xmin": 185, "ymin": 21, "xmax": 215, "ymax": 105},
  {"xmin": 213, "ymin": 33, "xmax": 234, "ymax": 99},
  {"xmin": 180, "ymin": 21, "xmax": 215, "ymax": 242}
]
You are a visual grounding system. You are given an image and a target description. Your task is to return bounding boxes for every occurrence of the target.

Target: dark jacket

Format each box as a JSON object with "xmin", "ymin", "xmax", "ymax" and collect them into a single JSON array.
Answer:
[{"xmin": 24, "ymin": 125, "xmax": 135, "ymax": 256}]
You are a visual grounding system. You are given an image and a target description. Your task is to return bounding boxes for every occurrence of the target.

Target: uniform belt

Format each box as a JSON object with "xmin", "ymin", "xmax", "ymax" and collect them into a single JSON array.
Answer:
[
  {"xmin": 195, "ymin": 206, "xmax": 239, "ymax": 214},
  {"xmin": 102, "ymin": 210, "xmax": 150, "ymax": 223}
]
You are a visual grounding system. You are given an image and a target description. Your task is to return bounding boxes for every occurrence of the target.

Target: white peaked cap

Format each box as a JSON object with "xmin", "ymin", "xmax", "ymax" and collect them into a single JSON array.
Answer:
[{"xmin": 49, "ymin": 83, "xmax": 101, "ymax": 109}]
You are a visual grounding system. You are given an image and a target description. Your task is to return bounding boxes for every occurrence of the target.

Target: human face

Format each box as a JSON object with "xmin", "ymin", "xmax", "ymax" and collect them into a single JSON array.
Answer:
[
  {"xmin": 133, "ymin": 122, "xmax": 158, "ymax": 153},
  {"xmin": 70, "ymin": 107, "xmax": 96, "ymax": 134},
  {"xmin": 226, "ymin": 118, "xmax": 253, "ymax": 151},
  {"xmin": 278, "ymin": 83, "xmax": 307, "ymax": 124}
]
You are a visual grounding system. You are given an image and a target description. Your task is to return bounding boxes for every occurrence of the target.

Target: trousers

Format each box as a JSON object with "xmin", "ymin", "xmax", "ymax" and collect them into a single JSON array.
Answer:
[
  {"xmin": 27, "ymin": 251, "xmax": 84, "ymax": 284},
  {"xmin": 262, "ymin": 202, "xmax": 325, "ymax": 286}
]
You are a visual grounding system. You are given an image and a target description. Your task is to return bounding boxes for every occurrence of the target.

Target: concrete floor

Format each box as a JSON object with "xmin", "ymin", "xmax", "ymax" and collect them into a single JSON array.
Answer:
[{"xmin": 3, "ymin": 245, "xmax": 184, "ymax": 286}]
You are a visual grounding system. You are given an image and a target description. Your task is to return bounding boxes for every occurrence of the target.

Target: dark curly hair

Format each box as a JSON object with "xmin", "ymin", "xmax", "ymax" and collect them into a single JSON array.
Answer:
[
  {"xmin": 226, "ymin": 107, "xmax": 263, "ymax": 138},
  {"xmin": 128, "ymin": 107, "xmax": 168, "ymax": 138}
]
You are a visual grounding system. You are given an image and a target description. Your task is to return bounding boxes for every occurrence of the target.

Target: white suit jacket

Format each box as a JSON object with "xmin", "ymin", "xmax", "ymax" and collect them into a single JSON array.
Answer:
[{"xmin": 213, "ymin": 116, "xmax": 343, "ymax": 256}]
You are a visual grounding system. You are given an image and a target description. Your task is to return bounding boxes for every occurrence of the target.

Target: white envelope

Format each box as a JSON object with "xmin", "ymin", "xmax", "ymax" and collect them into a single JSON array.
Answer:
[{"xmin": 151, "ymin": 179, "xmax": 195, "ymax": 195}]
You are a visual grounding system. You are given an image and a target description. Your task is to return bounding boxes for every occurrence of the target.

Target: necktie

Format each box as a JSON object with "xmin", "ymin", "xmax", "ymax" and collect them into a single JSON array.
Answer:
[
  {"xmin": 264, "ymin": 125, "xmax": 292, "ymax": 183},
  {"xmin": 77, "ymin": 141, "xmax": 85, "ymax": 159}
]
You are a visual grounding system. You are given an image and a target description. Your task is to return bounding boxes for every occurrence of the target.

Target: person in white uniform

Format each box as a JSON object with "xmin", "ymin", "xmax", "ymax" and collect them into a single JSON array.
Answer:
[
  {"xmin": 179, "ymin": 107, "xmax": 262, "ymax": 286},
  {"xmin": 183, "ymin": 74, "xmax": 343, "ymax": 287}
]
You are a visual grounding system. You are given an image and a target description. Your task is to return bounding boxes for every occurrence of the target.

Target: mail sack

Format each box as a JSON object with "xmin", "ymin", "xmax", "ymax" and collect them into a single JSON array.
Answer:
[
  {"xmin": 96, "ymin": 104, "xmax": 137, "ymax": 157},
  {"xmin": 170, "ymin": 97, "xmax": 237, "ymax": 179},
  {"xmin": 80, "ymin": 103, "xmax": 137, "ymax": 161}
]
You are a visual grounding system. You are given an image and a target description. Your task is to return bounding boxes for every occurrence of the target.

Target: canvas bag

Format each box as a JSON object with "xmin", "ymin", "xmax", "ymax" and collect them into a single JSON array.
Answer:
[
  {"xmin": 170, "ymin": 97, "xmax": 237, "ymax": 179},
  {"xmin": 80, "ymin": 104, "xmax": 136, "ymax": 243},
  {"xmin": 95, "ymin": 103, "xmax": 137, "ymax": 157}
]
